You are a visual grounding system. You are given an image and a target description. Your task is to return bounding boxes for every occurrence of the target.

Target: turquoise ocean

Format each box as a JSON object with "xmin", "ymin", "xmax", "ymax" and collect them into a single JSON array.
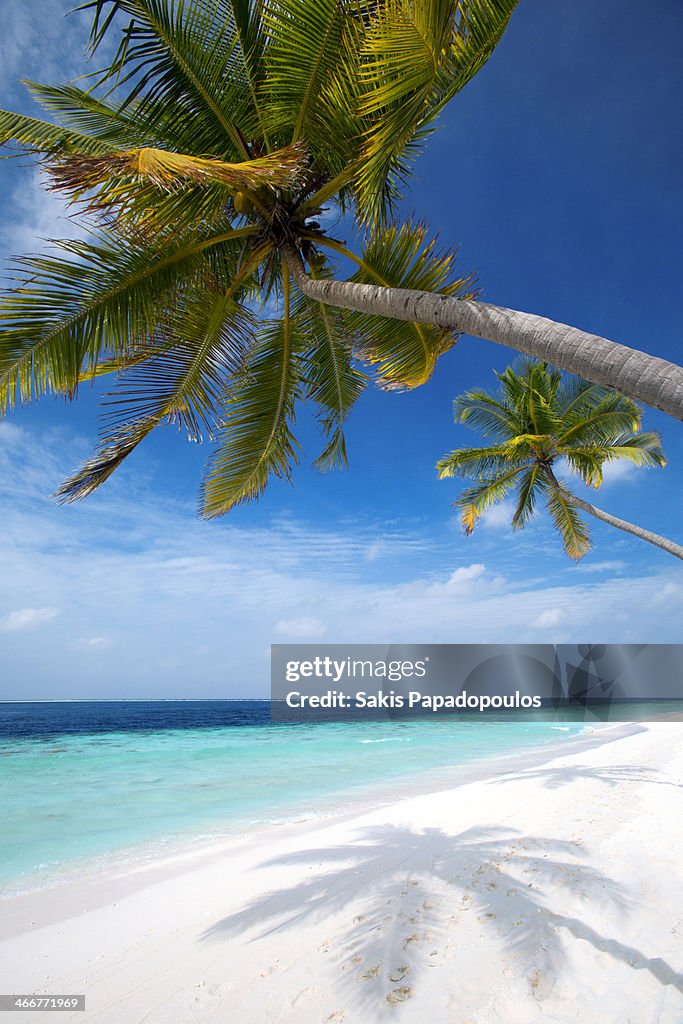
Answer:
[{"xmin": 0, "ymin": 700, "xmax": 663, "ymax": 896}]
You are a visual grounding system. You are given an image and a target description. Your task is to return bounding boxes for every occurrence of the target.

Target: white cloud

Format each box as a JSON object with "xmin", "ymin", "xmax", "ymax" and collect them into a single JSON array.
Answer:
[
  {"xmin": 68, "ymin": 636, "xmax": 113, "ymax": 651},
  {"xmin": 1, "ymin": 170, "xmax": 85, "ymax": 258},
  {"xmin": 0, "ymin": 607, "xmax": 59, "ymax": 633},
  {"xmin": 571, "ymin": 559, "xmax": 625, "ymax": 574},
  {"xmin": 0, "ymin": 422, "xmax": 23, "ymax": 443},
  {"xmin": 444, "ymin": 563, "xmax": 486, "ymax": 587},
  {"xmin": 533, "ymin": 607, "xmax": 567, "ymax": 629},
  {"xmin": 481, "ymin": 502, "xmax": 515, "ymax": 529},
  {"xmin": 600, "ymin": 460, "xmax": 637, "ymax": 486},
  {"xmin": 274, "ymin": 617, "xmax": 327, "ymax": 639},
  {"xmin": 0, "ymin": 2, "xmax": 99, "ymax": 96}
]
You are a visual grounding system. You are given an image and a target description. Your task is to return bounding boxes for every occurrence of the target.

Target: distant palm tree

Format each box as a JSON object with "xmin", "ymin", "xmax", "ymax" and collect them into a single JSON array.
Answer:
[
  {"xmin": 1, "ymin": 1, "xmax": 682, "ymax": 521},
  {"xmin": 437, "ymin": 361, "xmax": 683, "ymax": 560}
]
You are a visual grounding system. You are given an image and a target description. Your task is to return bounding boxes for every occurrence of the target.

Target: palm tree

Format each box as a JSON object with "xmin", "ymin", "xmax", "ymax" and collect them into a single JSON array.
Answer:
[
  {"xmin": 0, "ymin": 2, "xmax": 681, "ymax": 520},
  {"xmin": 437, "ymin": 360, "xmax": 683, "ymax": 561}
]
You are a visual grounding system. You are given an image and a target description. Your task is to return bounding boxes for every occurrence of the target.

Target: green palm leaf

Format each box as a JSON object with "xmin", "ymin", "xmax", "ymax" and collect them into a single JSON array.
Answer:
[
  {"xmin": 455, "ymin": 466, "xmax": 525, "ymax": 534},
  {"xmin": 200, "ymin": 276, "xmax": 304, "ymax": 515},
  {"xmin": 0, "ymin": 225, "xmax": 256, "ymax": 410},
  {"xmin": 0, "ymin": 109, "xmax": 113, "ymax": 158},
  {"xmin": 294, "ymin": 287, "xmax": 367, "ymax": 471},
  {"xmin": 599, "ymin": 432, "xmax": 666, "ymax": 468},
  {"xmin": 340, "ymin": 223, "xmax": 478, "ymax": 389},
  {"xmin": 511, "ymin": 464, "xmax": 545, "ymax": 528},
  {"xmin": 354, "ymin": 0, "xmax": 518, "ymax": 226},
  {"xmin": 263, "ymin": 0, "xmax": 352, "ymax": 150},
  {"xmin": 81, "ymin": 0, "xmax": 257, "ymax": 158},
  {"xmin": 545, "ymin": 486, "xmax": 591, "ymax": 560},
  {"xmin": 55, "ymin": 293, "xmax": 256, "ymax": 501},
  {"xmin": 437, "ymin": 442, "xmax": 526, "ymax": 480}
]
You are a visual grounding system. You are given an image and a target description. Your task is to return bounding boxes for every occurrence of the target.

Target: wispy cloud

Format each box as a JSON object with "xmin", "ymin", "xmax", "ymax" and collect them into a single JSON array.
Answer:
[
  {"xmin": 274, "ymin": 618, "xmax": 327, "ymax": 640},
  {"xmin": 480, "ymin": 502, "xmax": 515, "ymax": 530},
  {"xmin": 1, "ymin": 170, "xmax": 85, "ymax": 258},
  {"xmin": 0, "ymin": 607, "xmax": 59, "ymax": 633},
  {"xmin": 533, "ymin": 607, "xmax": 567, "ymax": 630},
  {"xmin": 67, "ymin": 636, "xmax": 113, "ymax": 651},
  {"xmin": 0, "ymin": 424, "xmax": 681, "ymax": 698},
  {"xmin": 599, "ymin": 460, "xmax": 638, "ymax": 486}
]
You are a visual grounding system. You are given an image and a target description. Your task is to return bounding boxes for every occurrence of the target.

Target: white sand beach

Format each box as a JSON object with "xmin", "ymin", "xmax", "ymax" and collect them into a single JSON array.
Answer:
[{"xmin": 1, "ymin": 723, "xmax": 682, "ymax": 1024}]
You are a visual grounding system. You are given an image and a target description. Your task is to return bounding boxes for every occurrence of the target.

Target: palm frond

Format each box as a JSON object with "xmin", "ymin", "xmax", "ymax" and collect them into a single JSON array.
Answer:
[
  {"xmin": 437, "ymin": 443, "xmax": 527, "ymax": 480},
  {"xmin": 0, "ymin": 108, "xmax": 112, "ymax": 158},
  {"xmin": 338, "ymin": 223, "xmax": 478, "ymax": 389},
  {"xmin": 557, "ymin": 390, "xmax": 642, "ymax": 446},
  {"xmin": 262, "ymin": 0, "xmax": 352, "ymax": 148},
  {"xmin": 0, "ymin": 225, "xmax": 256, "ymax": 410},
  {"xmin": 48, "ymin": 144, "xmax": 307, "ymax": 201},
  {"xmin": 556, "ymin": 374, "xmax": 640, "ymax": 424},
  {"xmin": 511, "ymin": 464, "xmax": 545, "ymax": 528},
  {"xmin": 200, "ymin": 276, "xmax": 304, "ymax": 515},
  {"xmin": 354, "ymin": 0, "xmax": 456, "ymax": 226},
  {"xmin": 545, "ymin": 486, "xmax": 591, "ymax": 560},
  {"xmin": 80, "ymin": 0, "xmax": 260, "ymax": 159},
  {"xmin": 558, "ymin": 449, "xmax": 605, "ymax": 488},
  {"xmin": 455, "ymin": 465, "xmax": 525, "ymax": 534},
  {"xmin": 294, "ymin": 287, "xmax": 367, "ymax": 472},
  {"xmin": 24, "ymin": 81, "xmax": 168, "ymax": 150},
  {"xmin": 54, "ymin": 292, "xmax": 255, "ymax": 501},
  {"xmin": 599, "ymin": 432, "xmax": 667, "ymax": 469},
  {"xmin": 454, "ymin": 389, "xmax": 520, "ymax": 438},
  {"xmin": 354, "ymin": 0, "xmax": 518, "ymax": 226}
]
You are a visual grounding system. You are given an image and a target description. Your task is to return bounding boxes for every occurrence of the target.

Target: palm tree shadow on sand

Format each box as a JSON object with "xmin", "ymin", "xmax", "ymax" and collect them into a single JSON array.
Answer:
[
  {"xmin": 200, "ymin": 823, "xmax": 683, "ymax": 1016},
  {"xmin": 490, "ymin": 763, "xmax": 683, "ymax": 791}
]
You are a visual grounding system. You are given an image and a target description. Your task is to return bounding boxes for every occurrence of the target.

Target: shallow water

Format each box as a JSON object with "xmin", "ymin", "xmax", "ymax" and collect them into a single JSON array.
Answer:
[{"xmin": 0, "ymin": 700, "xmax": 674, "ymax": 894}]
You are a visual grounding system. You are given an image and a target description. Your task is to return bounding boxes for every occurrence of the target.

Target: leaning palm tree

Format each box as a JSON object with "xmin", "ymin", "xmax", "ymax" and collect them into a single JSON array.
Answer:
[
  {"xmin": 437, "ymin": 360, "xmax": 683, "ymax": 561},
  {"xmin": 1, "ymin": 1, "xmax": 681, "ymax": 520}
]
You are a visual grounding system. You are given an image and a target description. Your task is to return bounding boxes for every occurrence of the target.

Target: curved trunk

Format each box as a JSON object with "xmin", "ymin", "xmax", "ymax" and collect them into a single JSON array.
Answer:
[
  {"xmin": 286, "ymin": 253, "xmax": 683, "ymax": 422},
  {"xmin": 543, "ymin": 469, "xmax": 683, "ymax": 561}
]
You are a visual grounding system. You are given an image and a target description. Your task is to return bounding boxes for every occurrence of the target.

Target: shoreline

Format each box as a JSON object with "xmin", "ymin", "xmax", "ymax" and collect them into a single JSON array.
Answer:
[
  {"xmin": 2, "ymin": 722, "xmax": 682, "ymax": 1022},
  {"xmin": 0, "ymin": 720, "xmax": 633, "ymax": 904}
]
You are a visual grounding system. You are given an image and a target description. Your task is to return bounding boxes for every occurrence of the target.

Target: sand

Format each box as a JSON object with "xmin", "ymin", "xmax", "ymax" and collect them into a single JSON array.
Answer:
[{"xmin": 1, "ymin": 722, "xmax": 682, "ymax": 1023}]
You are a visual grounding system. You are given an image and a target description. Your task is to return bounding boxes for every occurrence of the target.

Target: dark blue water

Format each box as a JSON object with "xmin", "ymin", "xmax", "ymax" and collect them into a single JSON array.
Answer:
[{"xmin": 0, "ymin": 700, "xmax": 272, "ymax": 737}]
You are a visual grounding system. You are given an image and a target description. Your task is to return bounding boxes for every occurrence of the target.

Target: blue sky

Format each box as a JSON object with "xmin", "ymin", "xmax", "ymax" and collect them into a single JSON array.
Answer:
[{"xmin": 0, "ymin": 0, "xmax": 681, "ymax": 698}]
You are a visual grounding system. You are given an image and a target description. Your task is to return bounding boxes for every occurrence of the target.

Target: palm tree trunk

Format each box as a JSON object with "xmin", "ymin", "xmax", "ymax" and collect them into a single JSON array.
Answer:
[
  {"xmin": 286, "ymin": 252, "xmax": 683, "ymax": 422},
  {"xmin": 543, "ymin": 468, "xmax": 683, "ymax": 561}
]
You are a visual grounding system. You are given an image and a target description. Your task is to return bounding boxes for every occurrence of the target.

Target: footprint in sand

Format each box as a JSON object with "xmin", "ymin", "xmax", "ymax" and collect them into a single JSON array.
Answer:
[
  {"xmin": 341, "ymin": 956, "xmax": 364, "ymax": 972},
  {"xmin": 388, "ymin": 966, "xmax": 410, "ymax": 982},
  {"xmin": 324, "ymin": 1011, "xmax": 348, "ymax": 1022},
  {"xmin": 386, "ymin": 986, "xmax": 413, "ymax": 1005},
  {"xmin": 358, "ymin": 965, "xmax": 381, "ymax": 982}
]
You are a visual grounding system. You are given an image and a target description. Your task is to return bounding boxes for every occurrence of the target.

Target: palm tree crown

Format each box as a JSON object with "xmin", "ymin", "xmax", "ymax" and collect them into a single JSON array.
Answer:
[
  {"xmin": 0, "ymin": 0, "xmax": 517, "ymax": 515},
  {"xmin": 437, "ymin": 360, "xmax": 670, "ymax": 559}
]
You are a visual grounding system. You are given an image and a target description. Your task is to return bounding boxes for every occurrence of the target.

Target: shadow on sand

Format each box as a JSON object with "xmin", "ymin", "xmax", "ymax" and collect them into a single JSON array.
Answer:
[
  {"xmin": 490, "ymin": 762, "xmax": 683, "ymax": 791},
  {"xmin": 200, "ymin": 813, "xmax": 683, "ymax": 1015}
]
